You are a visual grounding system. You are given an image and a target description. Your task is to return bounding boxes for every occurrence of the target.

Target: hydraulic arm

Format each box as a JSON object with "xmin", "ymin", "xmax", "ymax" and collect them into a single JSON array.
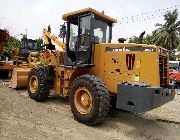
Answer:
[{"xmin": 42, "ymin": 28, "xmax": 65, "ymax": 51}]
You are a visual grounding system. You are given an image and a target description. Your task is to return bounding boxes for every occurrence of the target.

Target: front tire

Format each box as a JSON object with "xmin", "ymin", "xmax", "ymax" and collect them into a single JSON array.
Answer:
[
  {"xmin": 27, "ymin": 66, "xmax": 50, "ymax": 102},
  {"xmin": 70, "ymin": 74, "xmax": 110, "ymax": 125}
]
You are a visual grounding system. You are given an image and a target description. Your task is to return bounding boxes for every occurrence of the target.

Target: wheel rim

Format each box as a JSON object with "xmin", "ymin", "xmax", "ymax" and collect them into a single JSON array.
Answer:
[
  {"xmin": 29, "ymin": 75, "xmax": 38, "ymax": 93},
  {"xmin": 74, "ymin": 87, "xmax": 92, "ymax": 114}
]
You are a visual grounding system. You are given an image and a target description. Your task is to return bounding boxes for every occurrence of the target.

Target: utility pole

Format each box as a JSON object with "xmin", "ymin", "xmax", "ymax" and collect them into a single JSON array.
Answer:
[{"xmin": 25, "ymin": 29, "xmax": 28, "ymax": 38}]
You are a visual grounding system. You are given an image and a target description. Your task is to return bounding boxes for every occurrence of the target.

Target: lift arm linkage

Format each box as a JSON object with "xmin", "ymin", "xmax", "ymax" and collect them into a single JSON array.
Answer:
[{"xmin": 42, "ymin": 28, "xmax": 65, "ymax": 51}]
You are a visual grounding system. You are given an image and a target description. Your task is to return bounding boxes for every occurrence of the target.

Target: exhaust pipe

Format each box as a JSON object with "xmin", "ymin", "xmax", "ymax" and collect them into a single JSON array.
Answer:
[{"xmin": 138, "ymin": 31, "xmax": 145, "ymax": 44}]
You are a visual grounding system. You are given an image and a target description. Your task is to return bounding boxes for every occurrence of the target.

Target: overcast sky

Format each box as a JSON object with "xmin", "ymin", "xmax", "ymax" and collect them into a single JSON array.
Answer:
[{"xmin": 0, "ymin": 0, "xmax": 180, "ymax": 42}]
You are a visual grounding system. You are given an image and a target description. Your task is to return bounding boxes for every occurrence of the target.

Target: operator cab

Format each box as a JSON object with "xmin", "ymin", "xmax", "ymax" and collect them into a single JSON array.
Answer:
[{"xmin": 62, "ymin": 8, "xmax": 117, "ymax": 68}]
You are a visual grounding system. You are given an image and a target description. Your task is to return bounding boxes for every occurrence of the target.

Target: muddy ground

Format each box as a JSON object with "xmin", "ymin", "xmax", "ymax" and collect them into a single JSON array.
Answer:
[{"xmin": 0, "ymin": 79, "xmax": 180, "ymax": 140}]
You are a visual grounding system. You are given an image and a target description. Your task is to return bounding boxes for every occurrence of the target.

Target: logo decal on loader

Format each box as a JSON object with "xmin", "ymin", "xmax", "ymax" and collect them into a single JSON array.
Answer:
[{"xmin": 126, "ymin": 54, "xmax": 135, "ymax": 70}]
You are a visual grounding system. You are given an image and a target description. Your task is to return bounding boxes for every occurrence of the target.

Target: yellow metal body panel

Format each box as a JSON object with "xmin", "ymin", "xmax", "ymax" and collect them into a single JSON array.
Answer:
[
  {"xmin": 35, "ymin": 42, "xmax": 168, "ymax": 97},
  {"xmin": 30, "ymin": 41, "xmax": 169, "ymax": 99},
  {"xmin": 89, "ymin": 43, "xmax": 163, "ymax": 94},
  {"xmin": 62, "ymin": 7, "xmax": 117, "ymax": 23}
]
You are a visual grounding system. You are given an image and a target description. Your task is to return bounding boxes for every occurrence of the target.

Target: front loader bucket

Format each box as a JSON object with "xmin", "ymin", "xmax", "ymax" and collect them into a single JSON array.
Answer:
[{"xmin": 10, "ymin": 67, "xmax": 31, "ymax": 89}]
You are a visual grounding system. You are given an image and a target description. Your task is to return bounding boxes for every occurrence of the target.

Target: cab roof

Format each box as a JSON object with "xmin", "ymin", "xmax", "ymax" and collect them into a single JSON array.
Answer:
[{"xmin": 62, "ymin": 7, "xmax": 117, "ymax": 23}]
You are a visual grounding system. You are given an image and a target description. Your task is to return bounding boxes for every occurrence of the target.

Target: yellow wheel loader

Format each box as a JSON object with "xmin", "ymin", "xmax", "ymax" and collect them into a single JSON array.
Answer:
[
  {"xmin": 10, "ymin": 36, "xmax": 42, "ymax": 88},
  {"xmin": 26, "ymin": 8, "xmax": 175, "ymax": 125},
  {"xmin": 10, "ymin": 27, "xmax": 65, "ymax": 88}
]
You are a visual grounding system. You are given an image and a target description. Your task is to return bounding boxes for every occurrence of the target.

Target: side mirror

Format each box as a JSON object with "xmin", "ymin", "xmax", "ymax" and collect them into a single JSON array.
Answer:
[{"xmin": 59, "ymin": 24, "xmax": 66, "ymax": 38}]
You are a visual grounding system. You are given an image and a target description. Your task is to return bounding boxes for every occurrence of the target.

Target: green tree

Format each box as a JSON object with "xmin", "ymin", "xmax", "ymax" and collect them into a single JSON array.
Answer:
[
  {"xmin": 3, "ymin": 36, "xmax": 21, "ymax": 59},
  {"xmin": 36, "ymin": 37, "xmax": 43, "ymax": 51},
  {"xmin": 143, "ymin": 34, "xmax": 155, "ymax": 45},
  {"xmin": 128, "ymin": 34, "xmax": 155, "ymax": 45},
  {"xmin": 128, "ymin": 36, "xmax": 139, "ymax": 43},
  {"xmin": 153, "ymin": 9, "xmax": 180, "ymax": 51}
]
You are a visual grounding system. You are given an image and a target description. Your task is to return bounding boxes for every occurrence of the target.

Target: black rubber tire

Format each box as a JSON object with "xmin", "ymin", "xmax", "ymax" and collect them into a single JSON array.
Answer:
[
  {"xmin": 70, "ymin": 74, "xmax": 110, "ymax": 126},
  {"xmin": 176, "ymin": 82, "xmax": 180, "ymax": 89},
  {"xmin": 27, "ymin": 66, "xmax": 50, "ymax": 102},
  {"xmin": 0, "ymin": 70, "xmax": 9, "ymax": 79}
]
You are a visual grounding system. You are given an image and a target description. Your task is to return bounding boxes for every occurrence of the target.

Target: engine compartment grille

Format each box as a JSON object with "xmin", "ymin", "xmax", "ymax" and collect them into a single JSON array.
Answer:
[{"xmin": 159, "ymin": 54, "xmax": 169, "ymax": 86}]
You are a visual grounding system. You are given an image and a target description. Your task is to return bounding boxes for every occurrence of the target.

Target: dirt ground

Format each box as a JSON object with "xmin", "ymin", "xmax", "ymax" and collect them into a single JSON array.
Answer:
[{"xmin": 0, "ymin": 80, "xmax": 180, "ymax": 140}]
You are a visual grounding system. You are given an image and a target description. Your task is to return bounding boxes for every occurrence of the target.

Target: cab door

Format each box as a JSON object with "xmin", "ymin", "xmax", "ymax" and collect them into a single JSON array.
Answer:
[{"xmin": 76, "ymin": 14, "xmax": 92, "ymax": 67}]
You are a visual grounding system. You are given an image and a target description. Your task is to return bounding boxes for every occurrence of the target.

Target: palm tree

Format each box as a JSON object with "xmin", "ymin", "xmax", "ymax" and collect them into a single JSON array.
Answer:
[{"xmin": 153, "ymin": 9, "xmax": 180, "ymax": 51}]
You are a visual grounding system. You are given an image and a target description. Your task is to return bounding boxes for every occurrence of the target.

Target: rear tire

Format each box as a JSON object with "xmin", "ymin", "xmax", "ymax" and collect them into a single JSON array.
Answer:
[
  {"xmin": 70, "ymin": 74, "xmax": 110, "ymax": 125},
  {"xmin": 27, "ymin": 66, "xmax": 50, "ymax": 102},
  {"xmin": 176, "ymin": 82, "xmax": 180, "ymax": 89}
]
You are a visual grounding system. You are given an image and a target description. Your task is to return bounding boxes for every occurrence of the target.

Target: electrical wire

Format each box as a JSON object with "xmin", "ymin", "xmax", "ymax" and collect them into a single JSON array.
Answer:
[{"xmin": 119, "ymin": 5, "xmax": 180, "ymax": 24}]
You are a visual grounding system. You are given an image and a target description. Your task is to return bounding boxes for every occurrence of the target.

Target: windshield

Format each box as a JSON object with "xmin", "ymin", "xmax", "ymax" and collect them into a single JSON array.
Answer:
[
  {"xmin": 92, "ymin": 18, "xmax": 110, "ymax": 43},
  {"xmin": 27, "ymin": 42, "xmax": 37, "ymax": 50},
  {"xmin": 69, "ymin": 23, "xmax": 78, "ymax": 51}
]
